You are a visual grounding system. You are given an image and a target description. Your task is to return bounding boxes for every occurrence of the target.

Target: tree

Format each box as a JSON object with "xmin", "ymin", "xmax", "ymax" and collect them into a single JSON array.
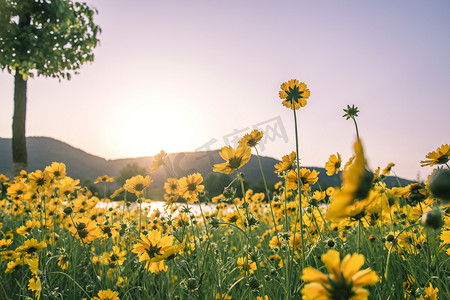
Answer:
[
  {"xmin": 0, "ymin": 0, "xmax": 101, "ymax": 175},
  {"xmin": 116, "ymin": 163, "xmax": 149, "ymax": 187}
]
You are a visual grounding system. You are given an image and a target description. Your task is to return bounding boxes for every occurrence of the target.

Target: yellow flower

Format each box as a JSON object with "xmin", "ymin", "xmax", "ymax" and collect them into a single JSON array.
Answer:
[
  {"xmin": 286, "ymin": 168, "xmax": 319, "ymax": 191},
  {"xmin": 16, "ymin": 219, "xmax": 41, "ymax": 235},
  {"xmin": 15, "ymin": 238, "xmax": 47, "ymax": 257},
  {"xmin": 274, "ymin": 151, "xmax": 296, "ymax": 174},
  {"xmin": 279, "ymin": 79, "xmax": 311, "ymax": 110},
  {"xmin": 325, "ymin": 153, "xmax": 342, "ymax": 176},
  {"xmin": 417, "ymin": 282, "xmax": 439, "ymax": 300},
  {"xmin": 327, "ymin": 140, "xmax": 373, "ymax": 220},
  {"xmin": 103, "ymin": 246, "xmax": 126, "ymax": 266},
  {"xmin": 124, "ymin": 175, "xmax": 152, "ymax": 196},
  {"xmin": 5, "ymin": 257, "xmax": 23, "ymax": 273},
  {"xmin": 69, "ymin": 218, "xmax": 101, "ymax": 244},
  {"xmin": 6, "ymin": 181, "xmax": 27, "ymax": 199},
  {"xmin": 236, "ymin": 256, "xmax": 257, "ymax": 275},
  {"xmin": 110, "ymin": 187, "xmax": 124, "ymax": 199},
  {"xmin": 150, "ymin": 150, "xmax": 168, "ymax": 173},
  {"xmin": 92, "ymin": 289, "xmax": 120, "ymax": 300},
  {"xmin": 216, "ymin": 293, "xmax": 232, "ymax": 300},
  {"xmin": 382, "ymin": 163, "xmax": 395, "ymax": 176},
  {"xmin": 26, "ymin": 256, "xmax": 39, "ymax": 276},
  {"xmin": 179, "ymin": 173, "xmax": 204, "ymax": 203},
  {"xmin": 94, "ymin": 175, "xmax": 115, "ymax": 184},
  {"xmin": 213, "ymin": 144, "xmax": 251, "ymax": 174},
  {"xmin": 28, "ymin": 170, "xmax": 52, "ymax": 191},
  {"xmin": 301, "ymin": 250, "xmax": 378, "ymax": 300},
  {"xmin": 44, "ymin": 162, "xmax": 66, "ymax": 180},
  {"xmin": 421, "ymin": 144, "xmax": 450, "ymax": 167},
  {"xmin": 58, "ymin": 177, "xmax": 80, "ymax": 197},
  {"xmin": 28, "ymin": 275, "xmax": 42, "ymax": 300},
  {"xmin": 164, "ymin": 178, "xmax": 180, "ymax": 195},
  {"xmin": 0, "ymin": 239, "xmax": 13, "ymax": 250},
  {"xmin": 239, "ymin": 129, "xmax": 264, "ymax": 148},
  {"xmin": 58, "ymin": 255, "xmax": 69, "ymax": 270},
  {"xmin": 132, "ymin": 230, "xmax": 183, "ymax": 273}
]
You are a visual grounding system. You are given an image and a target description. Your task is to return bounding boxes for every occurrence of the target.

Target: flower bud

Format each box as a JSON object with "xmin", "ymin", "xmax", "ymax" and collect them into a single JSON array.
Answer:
[
  {"xmin": 429, "ymin": 169, "xmax": 450, "ymax": 202},
  {"xmin": 422, "ymin": 208, "xmax": 444, "ymax": 230}
]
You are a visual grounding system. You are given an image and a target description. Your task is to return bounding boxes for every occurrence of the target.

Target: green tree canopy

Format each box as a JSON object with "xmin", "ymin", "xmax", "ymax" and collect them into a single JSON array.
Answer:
[{"xmin": 0, "ymin": 0, "xmax": 101, "ymax": 80}]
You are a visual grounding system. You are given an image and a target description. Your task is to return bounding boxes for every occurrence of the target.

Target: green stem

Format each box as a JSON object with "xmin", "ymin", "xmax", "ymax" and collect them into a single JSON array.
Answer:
[
  {"xmin": 352, "ymin": 117, "xmax": 360, "ymax": 139},
  {"xmin": 291, "ymin": 101, "xmax": 305, "ymax": 271},
  {"xmin": 255, "ymin": 147, "xmax": 279, "ymax": 230},
  {"xmin": 69, "ymin": 215, "xmax": 102, "ymax": 287}
]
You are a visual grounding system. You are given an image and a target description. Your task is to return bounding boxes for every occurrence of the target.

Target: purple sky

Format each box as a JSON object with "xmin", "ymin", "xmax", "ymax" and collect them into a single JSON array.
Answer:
[{"xmin": 1, "ymin": 0, "xmax": 449, "ymax": 181}]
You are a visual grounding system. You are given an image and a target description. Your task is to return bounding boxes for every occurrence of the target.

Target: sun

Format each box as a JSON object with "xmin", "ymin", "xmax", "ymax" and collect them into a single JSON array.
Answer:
[{"xmin": 104, "ymin": 99, "xmax": 196, "ymax": 158}]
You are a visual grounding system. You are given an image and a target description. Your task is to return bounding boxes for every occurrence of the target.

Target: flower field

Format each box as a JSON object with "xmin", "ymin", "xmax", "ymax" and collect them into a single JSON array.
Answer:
[{"xmin": 0, "ymin": 80, "xmax": 449, "ymax": 300}]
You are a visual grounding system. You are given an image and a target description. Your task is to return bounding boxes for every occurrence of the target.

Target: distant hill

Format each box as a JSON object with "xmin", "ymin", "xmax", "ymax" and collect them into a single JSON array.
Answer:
[{"xmin": 0, "ymin": 137, "xmax": 412, "ymax": 191}]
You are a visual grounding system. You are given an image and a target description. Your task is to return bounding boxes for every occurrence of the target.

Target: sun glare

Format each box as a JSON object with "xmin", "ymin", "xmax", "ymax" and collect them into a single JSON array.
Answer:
[{"xmin": 106, "ymin": 100, "xmax": 195, "ymax": 158}]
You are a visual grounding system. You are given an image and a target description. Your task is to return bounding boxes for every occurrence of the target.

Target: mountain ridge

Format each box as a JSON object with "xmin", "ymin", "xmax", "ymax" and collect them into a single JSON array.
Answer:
[{"xmin": 0, "ymin": 137, "xmax": 412, "ymax": 190}]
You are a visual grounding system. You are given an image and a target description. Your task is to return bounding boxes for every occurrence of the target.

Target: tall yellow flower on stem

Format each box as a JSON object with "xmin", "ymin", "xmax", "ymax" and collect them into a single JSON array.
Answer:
[
  {"xmin": 279, "ymin": 79, "xmax": 311, "ymax": 110},
  {"xmin": 213, "ymin": 144, "xmax": 251, "ymax": 174},
  {"xmin": 278, "ymin": 79, "xmax": 311, "ymax": 276},
  {"xmin": 301, "ymin": 249, "xmax": 378, "ymax": 300},
  {"xmin": 239, "ymin": 129, "xmax": 264, "ymax": 148}
]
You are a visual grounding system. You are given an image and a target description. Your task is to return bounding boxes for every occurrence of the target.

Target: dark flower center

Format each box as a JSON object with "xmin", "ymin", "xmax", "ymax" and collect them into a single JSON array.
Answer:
[
  {"xmin": 187, "ymin": 183, "xmax": 197, "ymax": 192},
  {"xmin": 146, "ymin": 244, "xmax": 162, "ymax": 258},
  {"xmin": 135, "ymin": 183, "xmax": 145, "ymax": 192},
  {"xmin": 228, "ymin": 157, "xmax": 243, "ymax": 169},
  {"xmin": 286, "ymin": 85, "xmax": 304, "ymax": 103}
]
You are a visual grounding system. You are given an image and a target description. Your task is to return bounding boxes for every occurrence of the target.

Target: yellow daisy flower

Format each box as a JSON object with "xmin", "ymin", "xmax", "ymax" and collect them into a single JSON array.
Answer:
[
  {"xmin": 417, "ymin": 282, "xmax": 439, "ymax": 300},
  {"xmin": 420, "ymin": 144, "xmax": 450, "ymax": 167},
  {"xmin": 325, "ymin": 153, "xmax": 342, "ymax": 176},
  {"xmin": 15, "ymin": 238, "xmax": 47, "ymax": 257},
  {"xmin": 236, "ymin": 256, "xmax": 257, "ymax": 275},
  {"xmin": 92, "ymin": 289, "xmax": 120, "ymax": 300},
  {"xmin": 213, "ymin": 144, "xmax": 252, "ymax": 174},
  {"xmin": 179, "ymin": 173, "xmax": 204, "ymax": 203},
  {"xmin": 286, "ymin": 168, "xmax": 319, "ymax": 191},
  {"xmin": 69, "ymin": 218, "xmax": 101, "ymax": 244},
  {"xmin": 301, "ymin": 249, "xmax": 378, "ymax": 300},
  {"xmin": 44, "ymin": 162, "xmax": 66, "ymax": 180},
  {"xmin": 132, "ymin": 230, "xmax": 183, "ymax": 273},
  {"xmin": 382, "ymin": 163, "xmax": 395, "ymax": 176},
  {"xmin": 239, "ymin": 129, "xmax": 264, "ymax": 148},
  {"xmin": 28, "ymin": 170, "xmax": 52, "ymax": 191},
  {"xmin": 124, "ymin": 175, "xmax": 152, "ymax": 196},
  {"xmin": 274, "ymin": 151, "xmax": 296, "ymax": 174},
  {"xmin": 279, "ymin": 79, "xmax": 311, "ymax": 110},
  {"xmin": 94, "ymin": 175, "xmax": 115, "ymax": 184}
]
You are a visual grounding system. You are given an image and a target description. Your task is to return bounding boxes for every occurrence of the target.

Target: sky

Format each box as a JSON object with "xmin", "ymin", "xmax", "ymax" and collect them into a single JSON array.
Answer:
[{"xmin": 1, "ymin": 0, "xmax": 450, "ymax": 181}]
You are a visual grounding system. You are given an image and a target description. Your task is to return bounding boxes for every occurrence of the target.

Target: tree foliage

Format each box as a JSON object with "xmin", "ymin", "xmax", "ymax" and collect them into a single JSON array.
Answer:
[
  {"xmin": 0, "ymin": 0, "xmax": 101, "ymax": 80},
  {"xmin": 116, "ymin": 163, "xmax": 149, "ymax": 187}
]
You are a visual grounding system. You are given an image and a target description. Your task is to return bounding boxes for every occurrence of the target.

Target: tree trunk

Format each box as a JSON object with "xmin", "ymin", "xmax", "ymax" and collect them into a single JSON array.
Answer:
[{"xmin": 12, "ymin": 69, "xmax": 28, "ymax": 176}]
